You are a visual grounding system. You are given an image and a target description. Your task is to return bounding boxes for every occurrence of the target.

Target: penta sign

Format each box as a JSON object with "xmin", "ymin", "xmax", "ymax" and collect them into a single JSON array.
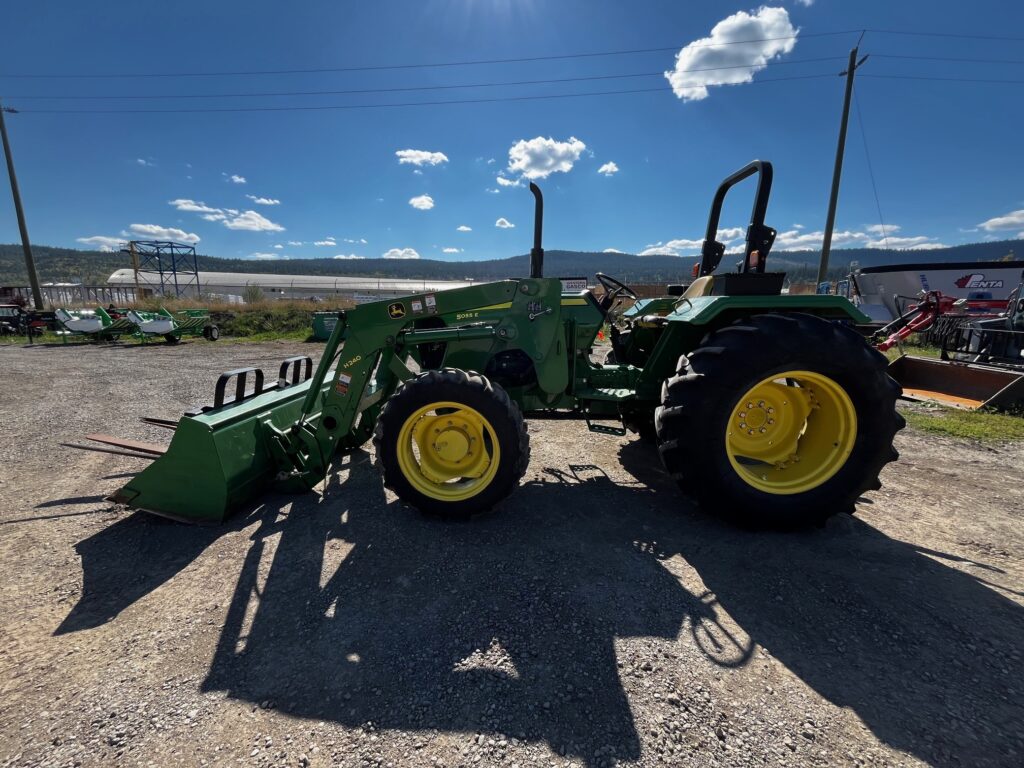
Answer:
[{"xmin": 955, "ymin": 273, "xmax": 1004, "ymax": 290}]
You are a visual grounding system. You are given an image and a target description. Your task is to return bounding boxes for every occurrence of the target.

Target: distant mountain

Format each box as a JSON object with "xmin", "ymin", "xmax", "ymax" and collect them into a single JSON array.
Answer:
[{"xmin": 1, "ymin": 239, "xmax": 1021, "ymax": 286}]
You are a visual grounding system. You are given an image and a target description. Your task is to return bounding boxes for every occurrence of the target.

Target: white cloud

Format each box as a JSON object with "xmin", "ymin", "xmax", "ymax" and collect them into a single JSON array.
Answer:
[
  {"xmin": 495, "ymin": 175, "xmax": 522, "ymax": 188},
  {"xmin": 223, "ymin": 210, "xmax": 285, "ymax": 232},
  {"xmin": 343, "ymin": 237, "xmax": 367, "ymax": 244},
  {"xmin": 664, "ymin": 7, "xmax": 798, "ymax": 101},
  {"xmin": 597, "ymin": 161, "xmax": 619, "ymax": 176},
  {"xmin": 980, "ymin": 209, "xmax": 1024, "ymax": 231},
  {"xmin": 273, "ymin": 244, "xmax": 284, "ymax": 249},
  {"xmin": 382, "ymin": 247, "xmax": 420, "ymax": 259},
  {"xmin": 333, "ymin": 254, "xmax": 365, "ymax": 260},
  {"xmin": 169, "ymin": 198, "xmax": 220, "ymax": 214},
  {"xmin": 603, "ymin": 248, "xmax": 625, "ymax": 253},
  {"xmin": 395, "ymin": 149, "xmax": 449, "ymax": 167},
  {"xmin": 412, "ymin": 169, "xmax": 423, "ymax": 176},
  {"xmin": 485, "ymin": 188, "xmax": 500, "ymax": 194},
  {"xmin": 792, "ymin": 223, "xmax": 805, "ymax": 230},
  {"xmin": 409, "ymin": 194, "xmax": 435, "ymax": 210},
  {"xmin": 442, "ymin": 247, "xmax": 462, "ymax": 254},
  {"xmin": 866, "ymin": 235, "xmax": 947, "ymax": 250},
  {"xmin": 225, "ymin": 173, "xmax": 246, "ymax": 184},
  {"xmin": 76, "ymin": 235, "xmax": 123, "ymax": 252},
  {"xmin": 866, "ymin": 223, "xmax": 901, "ymax": 236},
  {"xmin": 495, "ymin": 217, "xmax": 515, "ymax": 229},
  {"xmin": 639, "ymin": 238, "xmax": 704, "ymax": 256},
  {"xmin": 456, "ymin": 225, "xmax": 472, "ymax": 232},
  {"xmin": 717, "ymin": 227, "xmax": 745, "ymax": 241},
  {"xmin": 507, "ymin": 136, "xmax": 586, "ymax": 179},
  {"xmin": 128, "ymin": 223, "xmax": 200, "ymax": 243},
  {"xmin": 287, "ymin": 240, "xmax": 304, "ymax": 246},
  {"xmin": 314, "ymin": 238, "xmax": 337, "ymax": 246},
  {"xmin": 246, "ymin": 195, "xmax": 280, "ymax": 205},
  {"xmin": 136, "ymin": 158, "xmax": 154, "ymax": 167},
  {"xmin": 170, "ymin": 198, "xmax": 283, "ymax": 232},
  {"xmin": 247, "ymin": 252, "xmax": 284, "ymax": 260},
  {"xmin": 795, "ymin": 0, "xmax": 814, "ymax": 6},
  {"xmin": 770, "ymin": 227, "xmax": 945, "ymax": 251}
]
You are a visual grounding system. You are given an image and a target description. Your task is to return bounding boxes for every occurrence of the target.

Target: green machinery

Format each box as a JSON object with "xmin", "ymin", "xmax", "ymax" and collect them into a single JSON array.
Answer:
[
  {"xmin": 128, "ymin": 307, "xmax": 220, "ymax": 344},
  {"xmin": 89, "ymin": 162, "xmax": 903, "ymax": 529}
]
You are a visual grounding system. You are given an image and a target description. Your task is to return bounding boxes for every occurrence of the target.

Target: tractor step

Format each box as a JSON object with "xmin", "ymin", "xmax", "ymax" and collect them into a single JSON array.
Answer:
[{"xmin": 585, "ymin": 418, "xmax": 627, "ymax": 437}]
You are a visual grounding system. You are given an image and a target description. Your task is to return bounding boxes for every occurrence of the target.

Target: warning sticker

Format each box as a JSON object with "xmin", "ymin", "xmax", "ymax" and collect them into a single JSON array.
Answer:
[
  {"xmin": 335, "ymin": 372, "xmax": 352, "ymax": 396},
  {"xmin": 411, "ymin": 299, "xmax": 424, "ymax": 314},
  {"xmin": 425, "ymin": 294, "xmax": 437, "ymax": 314}
]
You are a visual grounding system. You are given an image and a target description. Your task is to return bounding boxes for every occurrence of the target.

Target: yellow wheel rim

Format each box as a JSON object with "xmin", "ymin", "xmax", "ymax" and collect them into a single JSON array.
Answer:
[
  {"xmin": 725, "ymin": 370, "xmax": 857, "ymax": 495},
  {"xmin": 396, "ymin": 401, "xmax": 501, "ymax": 502}
]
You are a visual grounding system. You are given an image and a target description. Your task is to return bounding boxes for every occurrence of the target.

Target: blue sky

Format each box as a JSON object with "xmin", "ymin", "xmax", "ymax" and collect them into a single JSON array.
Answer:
[{"xmin": 1, "ymin": 0, "xmax": 1023, "ymax": 264}]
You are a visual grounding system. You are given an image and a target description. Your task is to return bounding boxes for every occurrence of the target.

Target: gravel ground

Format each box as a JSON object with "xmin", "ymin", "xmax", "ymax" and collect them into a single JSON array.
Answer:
[{"xmin": 1, "ymin": 340, "xmax": 1022, "ymax": 768}]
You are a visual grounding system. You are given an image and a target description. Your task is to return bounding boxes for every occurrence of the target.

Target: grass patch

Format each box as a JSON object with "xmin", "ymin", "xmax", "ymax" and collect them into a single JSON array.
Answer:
[
  {"xmin": 223, "ymin": 329, "xmax": 318, "ymax": 344},
  {"xmin": 903, "ymin": 405, "xmax": 1024, "ymax": 441},
  {"xmin": 882, "ymin": 335, "xmax": 943, "ymax": 362}
]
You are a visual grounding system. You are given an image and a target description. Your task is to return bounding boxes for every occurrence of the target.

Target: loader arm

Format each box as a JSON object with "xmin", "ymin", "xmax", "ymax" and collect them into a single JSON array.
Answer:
[{"xmin": 111, "ymin": 277, "xmax": 566, "ymax": 523}]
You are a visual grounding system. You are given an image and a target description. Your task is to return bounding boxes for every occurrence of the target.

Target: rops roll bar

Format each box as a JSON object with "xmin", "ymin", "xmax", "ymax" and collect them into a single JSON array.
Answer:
[{"xmin": 698, "ymin": 160, "xmax": 777, "ymax": 277}]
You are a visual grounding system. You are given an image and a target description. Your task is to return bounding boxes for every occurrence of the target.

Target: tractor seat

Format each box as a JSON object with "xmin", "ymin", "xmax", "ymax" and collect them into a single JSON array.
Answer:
[{"xmin": 680, "ymin": 276, "xmax": 714, "ymax": 300}]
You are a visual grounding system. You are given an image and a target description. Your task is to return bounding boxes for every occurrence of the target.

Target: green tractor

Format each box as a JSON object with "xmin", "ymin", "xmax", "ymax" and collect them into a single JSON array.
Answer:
[{"xmin": 95, "ymin": 161, "xmax": 903, "ymax": 529}]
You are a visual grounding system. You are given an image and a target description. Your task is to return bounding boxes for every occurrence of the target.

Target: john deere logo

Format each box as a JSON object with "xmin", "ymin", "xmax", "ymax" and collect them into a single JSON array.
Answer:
[{"xmin": 387, "ymin": 302, "xmax": 406, "ymax": 319}]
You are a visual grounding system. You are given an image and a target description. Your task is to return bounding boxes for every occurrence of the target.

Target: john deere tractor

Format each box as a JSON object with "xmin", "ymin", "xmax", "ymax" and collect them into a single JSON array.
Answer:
[{"xmin": 94, "ymin": 161, "xmax": 903, "ymax": 529}]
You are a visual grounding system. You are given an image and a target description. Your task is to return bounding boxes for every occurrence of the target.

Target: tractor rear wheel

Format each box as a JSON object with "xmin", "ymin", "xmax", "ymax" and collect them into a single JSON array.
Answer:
[
  {"xmin": 655, "ymin": 313, "xmax": 903, "ymax": 528},
  {"xmin": 374, "ymin": 368, "xmax": 530, "ymax": 519}
]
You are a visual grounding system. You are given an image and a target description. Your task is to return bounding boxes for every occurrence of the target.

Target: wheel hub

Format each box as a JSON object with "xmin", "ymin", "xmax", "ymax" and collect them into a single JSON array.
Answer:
[
  {"xmin": 401, "ymin": 405, "xmax": 496, "ymax": 490},
  {"xmin": 725, "ymin": 372, "xmax": 857, "ymax": 495},
  {"xmin": 433, "ymin": 423, "xmax": 472, "ymax": 464}
]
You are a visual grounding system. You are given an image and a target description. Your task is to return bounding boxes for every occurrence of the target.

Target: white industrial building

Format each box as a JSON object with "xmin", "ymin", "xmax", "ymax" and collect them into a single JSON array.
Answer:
[{"xmin": 106, "ymin": 268, "xmax": 475, "ymax": 302}]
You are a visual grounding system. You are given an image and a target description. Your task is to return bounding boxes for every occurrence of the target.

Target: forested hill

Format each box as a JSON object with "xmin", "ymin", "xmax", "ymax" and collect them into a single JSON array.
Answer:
[{"xmin": 1, "ymin": 239, "xmax": 1020, "ymax": 285}]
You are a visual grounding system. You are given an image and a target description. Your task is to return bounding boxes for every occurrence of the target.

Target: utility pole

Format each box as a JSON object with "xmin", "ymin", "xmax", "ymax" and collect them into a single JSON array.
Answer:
[
  {"xmin": 817, "ymin": 47, "xmax": 869, "ymax": 285},
  {"xmin": 0, "ymin": 99, "xmax": 44, "ymax": 310}
]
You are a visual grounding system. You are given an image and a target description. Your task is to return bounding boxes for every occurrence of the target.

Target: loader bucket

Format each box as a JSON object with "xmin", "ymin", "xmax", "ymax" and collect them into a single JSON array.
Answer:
[
  {"xmin": 110, "ymin": 363, "xmax": 324, "ymax": 524},
  {"xmin": 888, "ymin": 355, "xmax": 1024, "ymax": 410}
]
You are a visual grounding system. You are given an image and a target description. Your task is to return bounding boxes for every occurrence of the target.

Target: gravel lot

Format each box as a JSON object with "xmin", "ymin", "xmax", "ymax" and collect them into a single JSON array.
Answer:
[{"xmin": 1, "ymin": 340, "xmax": 1022, "ymax": 768}]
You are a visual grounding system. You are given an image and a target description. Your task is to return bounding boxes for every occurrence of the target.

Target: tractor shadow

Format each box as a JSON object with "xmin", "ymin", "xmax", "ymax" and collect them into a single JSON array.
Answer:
[
  {"xmin": 196, "ymin": 442, "xmax": 1021, "ymax": 767},
  {"xmin": 57, "ymin": 442, "xmax": 1023, "ymax": 766}
]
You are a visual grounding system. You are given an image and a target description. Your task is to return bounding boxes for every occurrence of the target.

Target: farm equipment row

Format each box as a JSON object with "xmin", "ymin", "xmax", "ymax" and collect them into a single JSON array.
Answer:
[
  {"xmin": 873, "ymin": 278, "xmax": 1024, "ymax": 410},
  {"xmin": 53, "ymin": 306, "xmax": 219, "ymax": 343},
  {"xmin": 79, "ymin": 161, "xmax": 905, "ymax": 531}
]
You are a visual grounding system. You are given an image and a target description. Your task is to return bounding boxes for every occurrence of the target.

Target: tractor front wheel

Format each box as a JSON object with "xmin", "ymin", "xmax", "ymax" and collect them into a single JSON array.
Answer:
[
  {"xmin": 374, "ymin": 368, "xmax": 530, "ymax": 519},
  {"xmin": 655, "ymin": 313, "xmax": 904, "ymax": 528}
]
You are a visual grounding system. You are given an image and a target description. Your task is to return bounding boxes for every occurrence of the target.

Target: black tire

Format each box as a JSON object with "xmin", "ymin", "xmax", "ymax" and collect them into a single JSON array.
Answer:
[
  {"xmin": 655, "ymin": 313, "xmax": 904, "ymax": 529},
  {"xmin": 204, "ymin": 325, "xmax": 220, "ymax": 341},
  {"xmin": 163, "ymin": 333, "xmax": 180, "ymax": 345},
  {"xmin": 373, "ymin": 368, "xmax": 530, "ymax": 519}
]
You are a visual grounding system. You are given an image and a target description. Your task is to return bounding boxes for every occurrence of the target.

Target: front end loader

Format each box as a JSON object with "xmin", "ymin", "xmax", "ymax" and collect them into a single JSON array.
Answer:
[{"xmin": 85, "ymin": 161, "xmax": 903, "ymax": 529}]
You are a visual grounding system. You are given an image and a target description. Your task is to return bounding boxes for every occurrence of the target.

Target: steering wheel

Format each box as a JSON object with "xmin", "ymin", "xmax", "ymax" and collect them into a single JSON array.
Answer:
[{"xmin": 595, "ymin": 272, "xmax": 639, "ymax": 312}]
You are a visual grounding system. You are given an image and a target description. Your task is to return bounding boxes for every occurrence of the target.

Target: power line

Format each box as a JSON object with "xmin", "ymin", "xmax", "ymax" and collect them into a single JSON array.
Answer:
[
  {"xmin": 853, "ymin": 87, "xmax": 889, "ymax": 250},
  {"xmin": 0, "ymin": 31, "xmax": 858, "ymax": 80},
  {"xmin": 866, "ymin": 28, "xmax": 1024, "ymax": 42},
  {"xmin": 12, "ymin": 73, "xmax": 837, "ymax": 114},
  {"xmin": 861, "ymin": 73, "xmax": 1024, "ymax": 84},
  {"xmin": 873, "ymin": 53, "xmax": 1024, "ymax": 65},
  {"xmin": 5, "ymin": 57, "xmax": 845, "ymax": 101}
]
